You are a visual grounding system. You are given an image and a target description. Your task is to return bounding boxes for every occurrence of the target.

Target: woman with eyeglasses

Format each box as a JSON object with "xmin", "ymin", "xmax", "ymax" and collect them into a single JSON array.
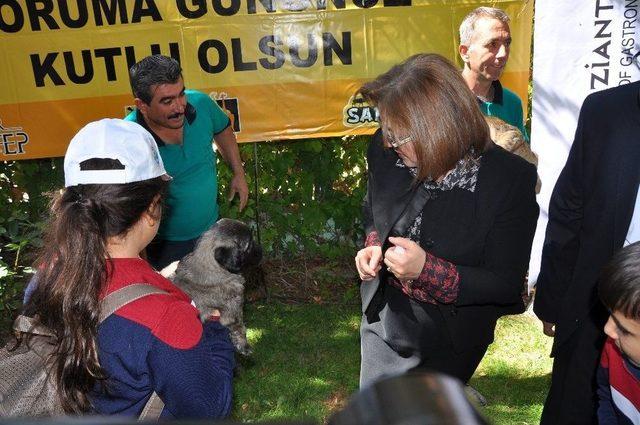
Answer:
[{"xmin": 354, "ymin": 53, "xmax": 539, "ymax": 387}]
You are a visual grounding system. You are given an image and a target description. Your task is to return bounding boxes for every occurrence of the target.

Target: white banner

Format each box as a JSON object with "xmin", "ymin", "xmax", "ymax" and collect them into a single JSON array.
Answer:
[{"xmin": 529, "ymin": 0, "xmax": 640, "ymax": 285}]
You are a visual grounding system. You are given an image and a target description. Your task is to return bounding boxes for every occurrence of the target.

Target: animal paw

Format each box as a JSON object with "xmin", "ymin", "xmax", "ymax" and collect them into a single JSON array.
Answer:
[{"xmin": 236, "ymin": 343, "xmax": 253, "ymax": 356}]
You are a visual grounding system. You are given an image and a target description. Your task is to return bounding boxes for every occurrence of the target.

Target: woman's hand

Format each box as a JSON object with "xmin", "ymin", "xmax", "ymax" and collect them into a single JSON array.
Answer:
[
  {"xmin": 384, "ymin": 237, "xmax": 426, "ymax": 281},
  {"xmin": 355, "ymin": 246, "xmax": 383, "ymax": 281}
]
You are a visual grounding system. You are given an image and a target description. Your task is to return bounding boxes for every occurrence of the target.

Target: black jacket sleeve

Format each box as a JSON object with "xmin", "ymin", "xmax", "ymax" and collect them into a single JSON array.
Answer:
[
  {"xmin": 362, "ymin": 130, "xmax": 382, "ymax": 238},
  {"xmin": 533, "ymin": 99, "xmax": 588, "ymax": 324}
]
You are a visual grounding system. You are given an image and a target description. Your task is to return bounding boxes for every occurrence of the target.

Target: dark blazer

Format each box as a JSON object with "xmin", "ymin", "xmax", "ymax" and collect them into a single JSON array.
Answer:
[
  {"xmin": 362, "ymin": 131, "xmax": 539, "ymax": 351},
  {"xmin": 533, "ymin": 81, "xmax": 640, "ymax": 354}
]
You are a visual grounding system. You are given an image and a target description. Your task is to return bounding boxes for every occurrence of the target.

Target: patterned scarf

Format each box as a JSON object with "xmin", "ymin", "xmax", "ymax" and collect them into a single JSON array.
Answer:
[{"xmin": 394, "ymin": 152, "xmax": 481, "ymax": 241}]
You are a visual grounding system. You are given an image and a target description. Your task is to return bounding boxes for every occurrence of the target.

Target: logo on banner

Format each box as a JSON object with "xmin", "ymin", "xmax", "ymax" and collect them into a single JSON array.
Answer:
[
  {"xmin": 0, "ymin": 120, "xmax": 29, "ymax": 156},
  {"xmin": 343, "ymin": 94, "xmax": 379, "ymax": 128},
  {"xmin": 586, "ymin": 1, "xmax": 640, "ymax": 89},
  {"xmin": 211, "ymin": 92, "xmax": 241, "ymax": 133}
]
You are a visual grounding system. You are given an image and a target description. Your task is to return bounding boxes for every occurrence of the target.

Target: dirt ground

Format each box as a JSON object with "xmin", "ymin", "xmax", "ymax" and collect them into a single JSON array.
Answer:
[{"xmin": 244, "ymin": 255, "xmax": 360, "ymax": 305}]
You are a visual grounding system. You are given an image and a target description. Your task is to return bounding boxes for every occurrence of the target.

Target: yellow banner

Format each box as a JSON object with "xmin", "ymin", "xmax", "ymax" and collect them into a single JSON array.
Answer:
[{"xmin": 0, "ymin": 0, "xmax": 532, "ymax": 160}]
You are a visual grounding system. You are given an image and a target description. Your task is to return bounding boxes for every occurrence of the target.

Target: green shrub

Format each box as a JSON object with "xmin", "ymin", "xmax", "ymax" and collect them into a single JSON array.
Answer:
[
  {"xmin": 0, "ymin": 137, "xmax": 370, "ymax": 320},
  {"xmin": 0, "ymin": 159, "xmax": 63, "ymax": 317},
  {"xmin": 218, "ymin": 136, "xmax": 368, "ymax": 258}
]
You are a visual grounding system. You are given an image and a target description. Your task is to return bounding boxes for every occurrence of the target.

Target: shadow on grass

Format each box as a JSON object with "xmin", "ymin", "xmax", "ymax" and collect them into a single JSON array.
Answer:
[
  {"xmin": 471, "ymin": 368, "xmax": 551, "ymax": 424},
  {"xmin": 472, "ymin": 373, "xmax": 551, "ymax": 406},
  {"xmin": 467, "ymin": 314, "xmax": 553, "ymax": 424},
  {"xmin": 232, "ymin": 302, "xmax": 361, "ymax": 423}
]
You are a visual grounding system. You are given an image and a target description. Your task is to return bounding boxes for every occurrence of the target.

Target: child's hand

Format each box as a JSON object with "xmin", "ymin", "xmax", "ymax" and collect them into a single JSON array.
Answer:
[{"xmin": 207, "ymin": 309, "xmax": 221, "ymax": 322}]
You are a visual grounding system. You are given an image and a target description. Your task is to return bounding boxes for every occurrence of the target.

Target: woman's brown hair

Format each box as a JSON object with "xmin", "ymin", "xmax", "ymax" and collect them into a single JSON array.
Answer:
[
  {"xmin": 359, "ymin": 53, "xmax": 490, "ymax": 181},
  {"xmin": 21, "ymin": 159, "xmax": 168, "ymax": 413}
]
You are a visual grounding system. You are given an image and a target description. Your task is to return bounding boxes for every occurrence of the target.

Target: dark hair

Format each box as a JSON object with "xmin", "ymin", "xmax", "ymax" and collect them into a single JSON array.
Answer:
[
  {"xmin": 599, "ymin": 241, "xmax": 640, "ymax": 320},
  {"xmin": 22, "ymin": 159, "xmax": 169, "ymax": 413},
  {"xmin": 358, "ymin": 53, "xmax": 490, "ymax": 181},
  {"xmin": 129, "ymin": 55, "xmax": 182, "ymax": 104}
]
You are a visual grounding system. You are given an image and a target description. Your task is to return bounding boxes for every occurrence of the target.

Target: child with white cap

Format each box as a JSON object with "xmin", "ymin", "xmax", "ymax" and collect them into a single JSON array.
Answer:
[{"xmin": 18, "ymin": 119, "xmax": 234, "ymax": 418}]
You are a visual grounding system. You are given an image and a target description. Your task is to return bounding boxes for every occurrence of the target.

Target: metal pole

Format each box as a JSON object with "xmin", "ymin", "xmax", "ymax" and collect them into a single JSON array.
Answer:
[
  {"xmin": 252, "ymin": 141, "xmax": 269, "ymax": 301},
  {"xmin": 252, "ymin": 141, "xmax": 261, "ymax": 246}
]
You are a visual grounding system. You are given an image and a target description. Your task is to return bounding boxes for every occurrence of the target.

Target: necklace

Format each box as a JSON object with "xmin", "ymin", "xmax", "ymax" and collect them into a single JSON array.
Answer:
[{"xmin": 476, "ymin": 84, "xmax": 495, "ymax": 103}]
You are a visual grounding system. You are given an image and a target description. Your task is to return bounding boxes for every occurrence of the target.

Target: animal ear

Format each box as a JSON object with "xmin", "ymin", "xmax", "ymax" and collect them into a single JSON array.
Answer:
[{"xmin": 215, "ymin": 246, "xmax": 243, "ymax": 274}]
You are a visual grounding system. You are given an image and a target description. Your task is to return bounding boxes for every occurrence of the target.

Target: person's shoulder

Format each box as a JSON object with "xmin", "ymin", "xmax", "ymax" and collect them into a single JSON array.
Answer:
[
  {"xmin": 150, "ymin": 297, "xmax": 204, "ymax": 349},
  {"xmin": 367, "ymin": 128, "xmax": 383, "ymax": 153},
  {"xmin": 106, "ymin": 261, "xmax": 204, "ymax": 349},
  {"xmin": 481, "ymin": 143, "xmax": 536, "ymax": 184},
  {"xmin": 366, "ymin": 128, "xmax": 391, "ymax": 166},
  {"xmin": 500, "ymin": 85, "xmax": 524, "ymax": 105},
  {"xmin": 120, "ymin": 292, "xmax": 203, "ymax": 349},
  {"xmin": 576, "ymin": 83, "xmax": 640, "ymax": 135},
  {"xmin": 584, "ymin": 81, "xmax": 640, "ymax": 108},
  {"xmin": 185, "ymin": 89, "xmax": 217, "ymax": 111},
  {"xmin": 483, "ymin": 142, "xmax": 532, "ymax": 168},
  {"xmin": 186, "ymin": 90, "xmax": 229, "ymax": 128},
  {"xmin": 186, "ymin": 89, "xmax": 215, "ymax": 107},
  {"xmin": 124, "ymin": 108, "xmax": 138, "ymax": 122}
]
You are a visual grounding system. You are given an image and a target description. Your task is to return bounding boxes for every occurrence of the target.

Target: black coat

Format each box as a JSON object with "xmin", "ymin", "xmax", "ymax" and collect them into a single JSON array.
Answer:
[
  {"xmin": 533, "ymin": 81, "xmax": 640, "ymax": 354},
  {"xmin": 362, "ymin": 131, "xmax": 539, "ymax": 351}
]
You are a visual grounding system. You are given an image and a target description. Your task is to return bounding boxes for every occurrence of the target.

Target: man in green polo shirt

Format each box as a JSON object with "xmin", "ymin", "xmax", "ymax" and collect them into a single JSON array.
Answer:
[
  {"xmin": 126, "ymin": 55, "xmax": 248, "ymax": 270},
  {"xmin": 458, "ymin": 6, "xmax": 529, "ymax": 143}
]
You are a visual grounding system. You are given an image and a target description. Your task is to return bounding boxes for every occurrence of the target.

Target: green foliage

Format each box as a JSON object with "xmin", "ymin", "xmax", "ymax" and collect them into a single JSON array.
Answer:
[
  {"xmin": 0, "ymin": 159, "xmax": 63, "ymax": 316},
  {"xmin": 217, "ymin": 136, "xmax": 369, "ymax": 258}
]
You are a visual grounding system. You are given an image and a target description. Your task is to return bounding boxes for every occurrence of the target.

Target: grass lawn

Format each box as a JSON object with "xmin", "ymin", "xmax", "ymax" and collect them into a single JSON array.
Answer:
[
  {"xmin": 471, "ymin": 313, "xmax": 553, "ymax": 424},
  {"xmin": 232, "ymin": 303, "xmax": 361, "ymax": 422},
  {"xmin": 233, "ymin": 302, "xmax": 553, "ymax": 424}
]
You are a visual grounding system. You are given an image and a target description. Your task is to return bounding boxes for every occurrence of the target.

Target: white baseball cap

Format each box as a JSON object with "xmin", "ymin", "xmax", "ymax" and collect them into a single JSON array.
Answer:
[{"xmin": 64, "ymin": 119, "xmax": 171, "ymax": 187}]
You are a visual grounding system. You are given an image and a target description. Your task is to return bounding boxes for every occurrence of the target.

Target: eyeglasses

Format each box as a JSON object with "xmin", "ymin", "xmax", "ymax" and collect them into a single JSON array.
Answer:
[{"xmin": 388, "ymin": 134, "xmax": 413, "ymax": 149}]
